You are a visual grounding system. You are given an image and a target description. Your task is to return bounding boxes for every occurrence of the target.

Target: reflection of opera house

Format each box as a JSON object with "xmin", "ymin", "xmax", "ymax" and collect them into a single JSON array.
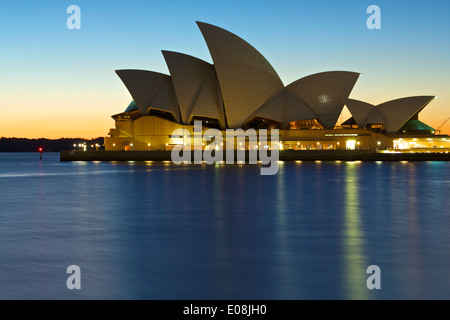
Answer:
[{"xmin": 105, "ymin": 22, "xmax": 449, "ymax": 153}]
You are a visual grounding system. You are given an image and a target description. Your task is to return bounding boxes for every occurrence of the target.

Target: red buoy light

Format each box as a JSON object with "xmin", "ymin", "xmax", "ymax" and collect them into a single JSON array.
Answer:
[{"xmin": 38, "ymin": 148, "xmax": 43, "ymax": 152}]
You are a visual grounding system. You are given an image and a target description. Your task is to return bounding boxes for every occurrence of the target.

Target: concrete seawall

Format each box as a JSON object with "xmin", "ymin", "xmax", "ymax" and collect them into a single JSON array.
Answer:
[{"xmin": 60, "ymin": 150, "xmax": 450, "ymax": 162}]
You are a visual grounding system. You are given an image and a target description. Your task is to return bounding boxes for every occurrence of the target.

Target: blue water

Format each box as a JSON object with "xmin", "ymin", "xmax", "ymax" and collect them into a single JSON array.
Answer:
[{"xmin": 0, "ymin": 153, "xmax": 449, "ymax": 300}]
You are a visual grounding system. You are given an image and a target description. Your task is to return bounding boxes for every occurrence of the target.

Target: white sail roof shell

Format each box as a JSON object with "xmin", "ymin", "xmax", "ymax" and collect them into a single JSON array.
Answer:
[
  {"xmin": 197, "ymin": 21, "xmax": 285, "ymax": 128},
  {"xmin": 116, "ymin": 69, "xmax": 180, "ymax": 123},
  {"xmin": 345, "ymin": 96, "xmax": 435, "ymax": 133},
  {"xmin": 162, "ymin": 51, "xmax": 225, "ymax": 128},
  {"xmin": 286, "ymin": 71, "xmax": 360, "ymax": 129}
]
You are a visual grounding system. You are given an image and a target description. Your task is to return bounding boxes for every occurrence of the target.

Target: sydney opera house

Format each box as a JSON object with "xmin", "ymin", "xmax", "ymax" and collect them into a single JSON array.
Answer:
[{"xmin": 105, "ymin": 22, "xmax": 449, "ymax": 152}]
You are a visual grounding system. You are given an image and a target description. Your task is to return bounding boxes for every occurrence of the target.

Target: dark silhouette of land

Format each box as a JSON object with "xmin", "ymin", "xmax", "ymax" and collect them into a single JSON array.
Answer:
[{"xmin": 0, "ymin": 137, "xmax": 104, "ymax": 152}]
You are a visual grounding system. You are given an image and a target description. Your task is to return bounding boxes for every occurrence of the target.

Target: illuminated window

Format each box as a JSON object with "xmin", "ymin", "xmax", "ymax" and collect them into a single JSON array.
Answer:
[{"xmin": 346, "ymin": 140, "xmax": 356, "ymax": 150}]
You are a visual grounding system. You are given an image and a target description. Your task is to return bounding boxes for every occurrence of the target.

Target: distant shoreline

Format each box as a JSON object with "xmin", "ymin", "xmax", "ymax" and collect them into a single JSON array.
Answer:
[{"xmin": 0, "ymin": 137, "xmax": 104, "ymax": 153}]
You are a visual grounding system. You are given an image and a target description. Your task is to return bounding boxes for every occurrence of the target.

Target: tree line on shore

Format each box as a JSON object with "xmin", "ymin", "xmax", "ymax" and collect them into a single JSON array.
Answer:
[{"xmin": 0, "ymin": 137, "xmax": 104, "ymax": 152}]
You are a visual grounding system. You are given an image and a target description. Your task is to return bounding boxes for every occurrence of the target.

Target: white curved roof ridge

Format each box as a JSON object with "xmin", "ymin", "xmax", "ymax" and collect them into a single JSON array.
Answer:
[
  {"xmin": 365, "ymin": 108, "xmax": 386, "ymax": 126},
  {"xmin": 162, "ymin": 51, "xmax": 225, "ymax": 128},
  {"xmin": 344, "ymin": 99, "xmax": 376, "ymax": 127},
  {"xmin": 286, "ymin": 71, "xmax": 360, "ymax": 129},
  {"xmin": 115, "ymin": 69, "xmax": 180, "ymax": 123},
  {"xmin": 345, "ymin": 96, "xmax": 436, "ymax": 133},
  {"xmin": 249, "ymin": 88, "xmax": 319, "ymax": 124},
  {"xmin": 377, "ymin": 96, "xmax": 436, "ymax": 133},
  {"xmin": 196, "ymin": 21, "xmax": 285, "ymax": 128}
]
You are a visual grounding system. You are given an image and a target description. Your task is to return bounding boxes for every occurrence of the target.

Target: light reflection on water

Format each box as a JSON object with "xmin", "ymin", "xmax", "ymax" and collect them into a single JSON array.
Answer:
[
  {"xmin": 343, "ymin": 162, "xmax": 368, "ymax": 300},
  {"xmin": 0, "ymin": 153, "xmax": 449, "ymax": 299}
]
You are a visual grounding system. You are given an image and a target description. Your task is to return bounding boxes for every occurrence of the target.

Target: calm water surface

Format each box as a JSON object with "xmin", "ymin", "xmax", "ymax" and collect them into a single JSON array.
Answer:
[{"xmin": 0, "ymin": 153, "xmax": 449, "ymax": 299}]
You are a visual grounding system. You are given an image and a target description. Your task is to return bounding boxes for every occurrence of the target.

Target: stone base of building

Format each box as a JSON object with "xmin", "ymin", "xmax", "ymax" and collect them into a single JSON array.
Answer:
[{"xmin": 60, "ymin": 150, "xmax": 450, "ymax": 162}]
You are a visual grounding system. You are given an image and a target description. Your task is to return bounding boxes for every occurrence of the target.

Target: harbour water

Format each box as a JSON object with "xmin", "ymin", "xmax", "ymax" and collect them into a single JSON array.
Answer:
[{"xmin": 0, "ymin": 153, "xmax": 449, "ymax": 299}]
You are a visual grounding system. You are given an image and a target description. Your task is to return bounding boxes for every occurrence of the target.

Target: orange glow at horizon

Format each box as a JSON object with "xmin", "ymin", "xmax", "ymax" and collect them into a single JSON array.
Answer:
[
  {"xmin": 1, "ymin": 77, "xmax": 449, "ymax": 139},
  {"xmin": 0, "ymin": 89, "xmax": 127, "ymax": 139}
]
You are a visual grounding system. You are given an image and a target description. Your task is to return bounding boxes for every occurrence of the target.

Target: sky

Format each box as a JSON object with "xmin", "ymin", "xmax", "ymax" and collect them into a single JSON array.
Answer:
[{"xmin": 0, "ymin": 0, "xmax": 449, "ymax": 138}]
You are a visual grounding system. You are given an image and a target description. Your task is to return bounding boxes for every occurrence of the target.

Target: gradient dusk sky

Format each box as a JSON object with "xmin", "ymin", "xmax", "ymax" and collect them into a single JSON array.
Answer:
[{"xmin": 0, "ymin": 0, "xmax": 449, "ymax": 138}]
